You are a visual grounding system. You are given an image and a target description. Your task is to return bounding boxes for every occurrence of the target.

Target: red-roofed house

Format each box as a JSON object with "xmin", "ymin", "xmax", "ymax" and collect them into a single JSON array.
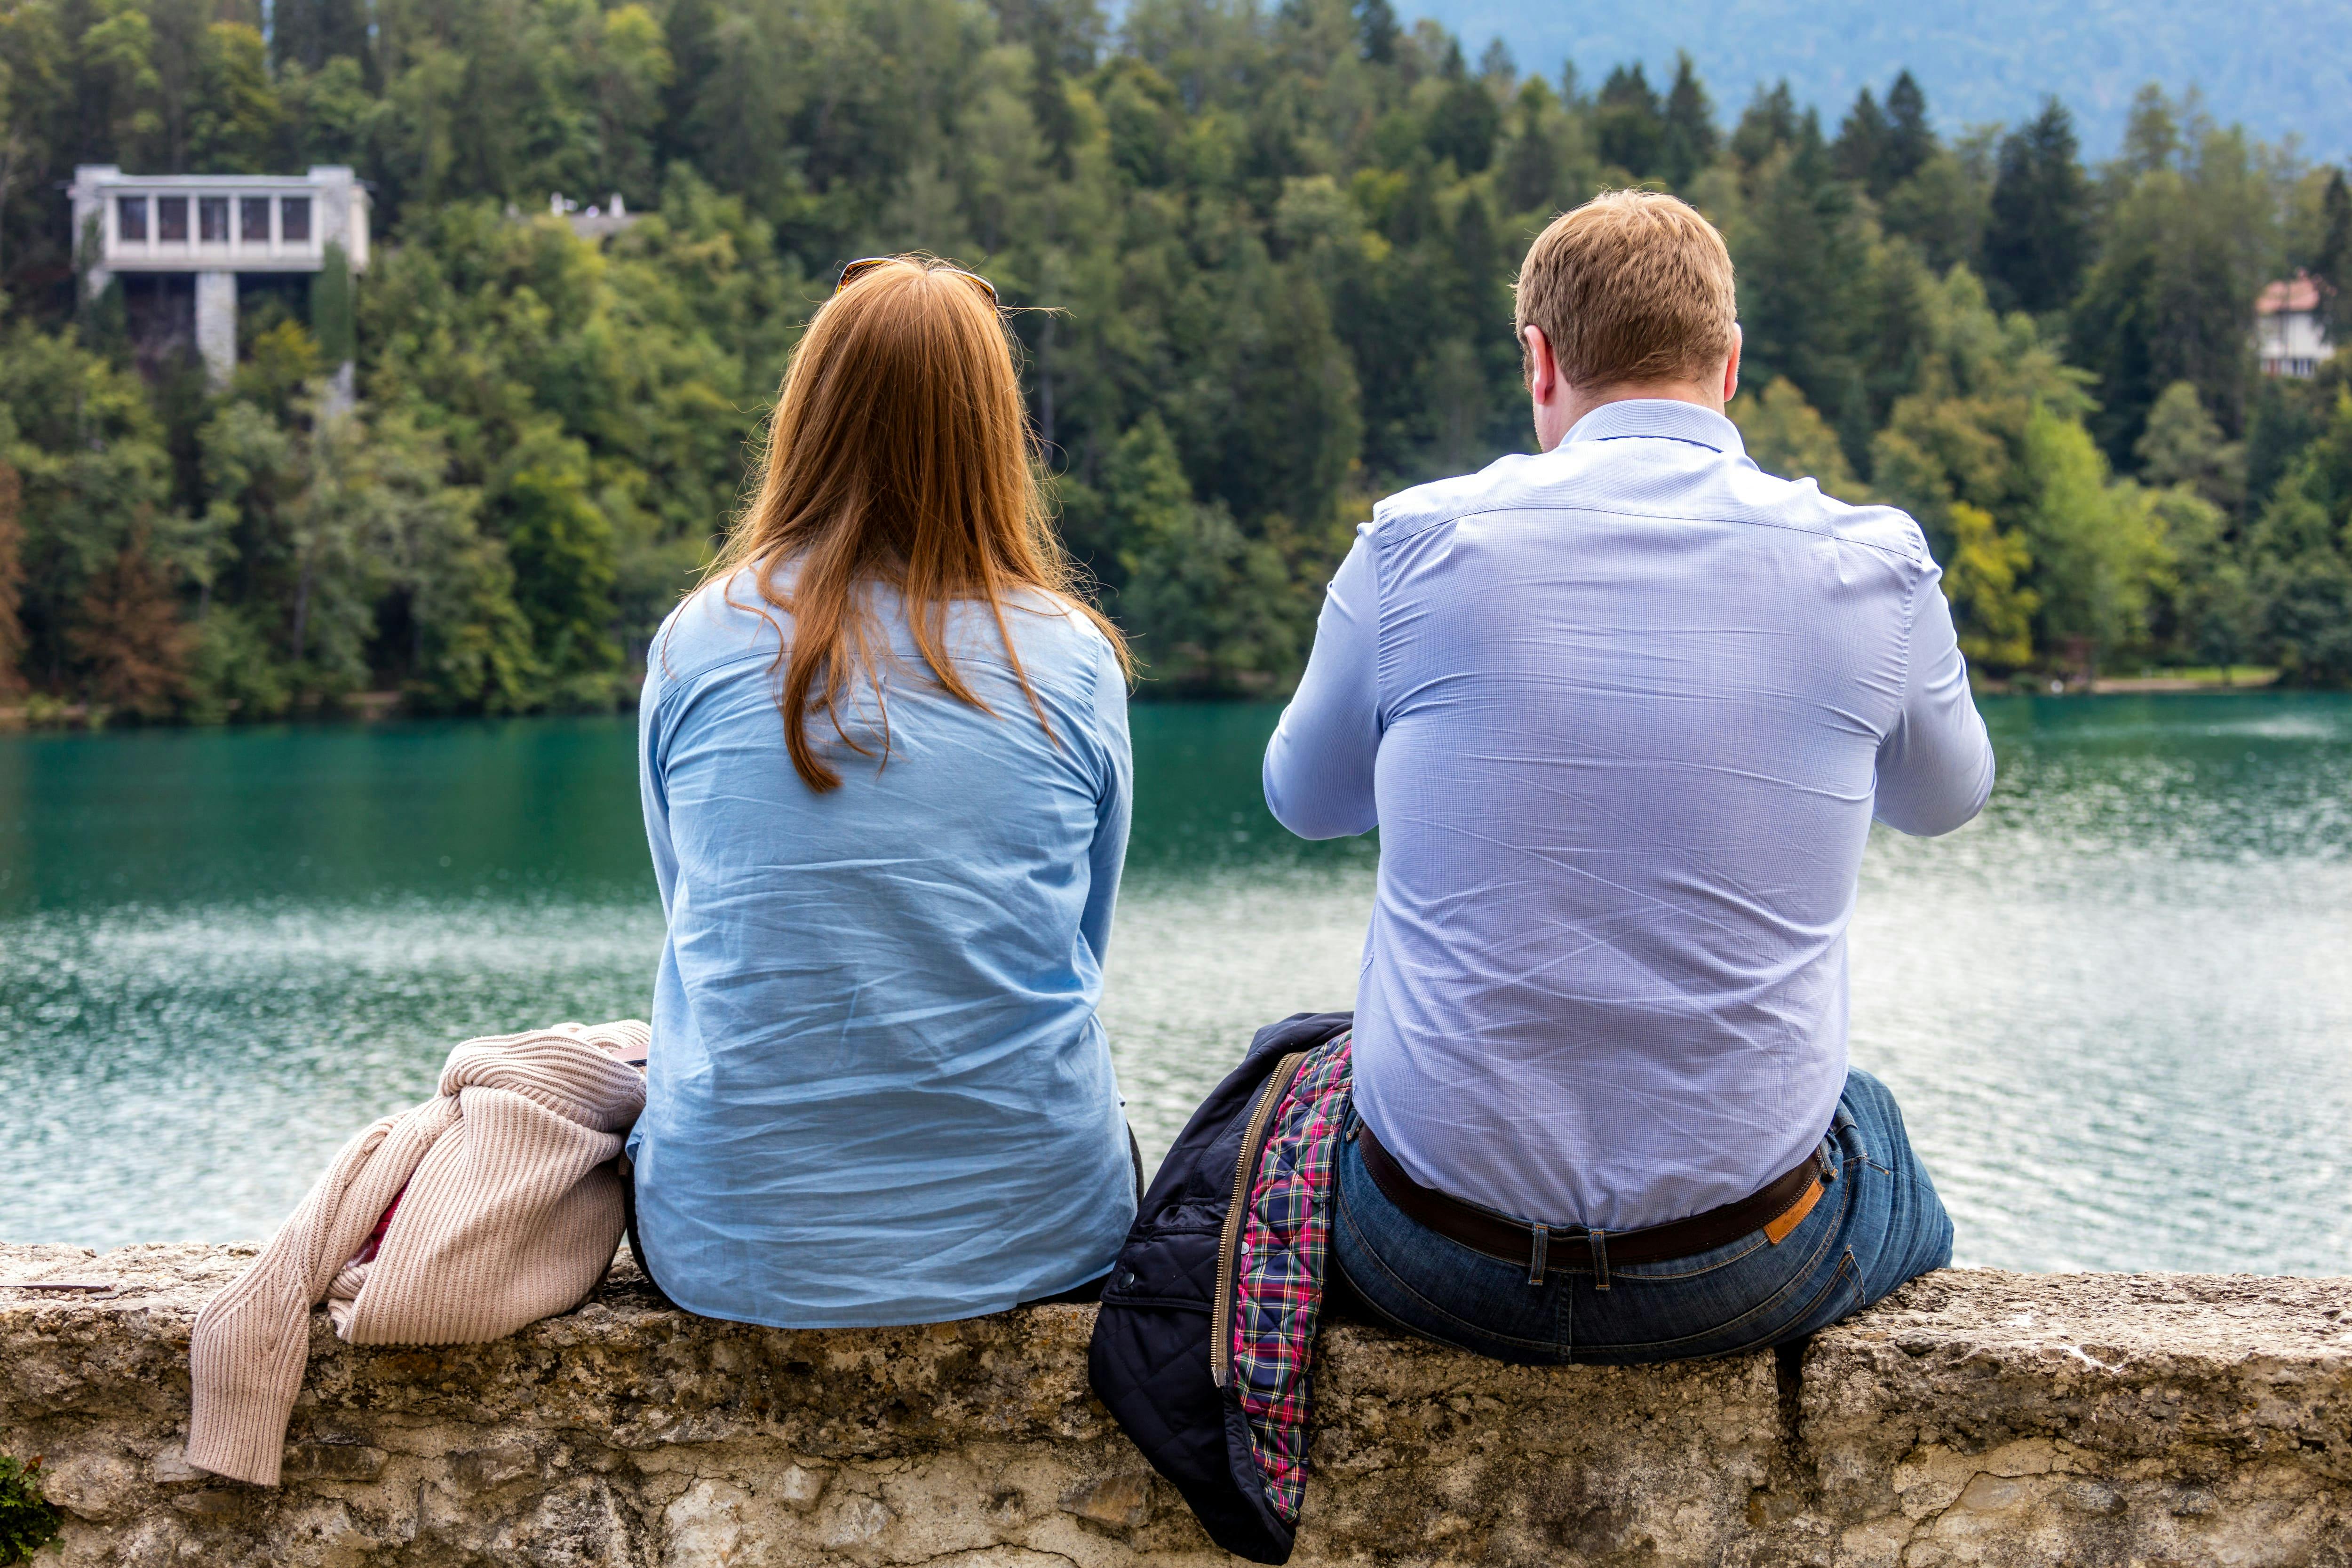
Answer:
[{"xmin": 2257, "ymin": 272, "xmax": 2332, "ymax": 378}]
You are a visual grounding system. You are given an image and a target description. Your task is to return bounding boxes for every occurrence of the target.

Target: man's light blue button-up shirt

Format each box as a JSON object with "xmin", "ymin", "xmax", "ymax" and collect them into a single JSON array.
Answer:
[{"xmin": 1264, "ymin": 400, "xmax": 1994, "ymax": 1232}]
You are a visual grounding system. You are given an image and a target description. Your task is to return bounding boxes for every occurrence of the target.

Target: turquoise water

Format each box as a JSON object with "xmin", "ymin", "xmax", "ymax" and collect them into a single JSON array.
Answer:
[{"xmin": 3, "ymin": 695, "xmax": 2348, "ymax": 1274}]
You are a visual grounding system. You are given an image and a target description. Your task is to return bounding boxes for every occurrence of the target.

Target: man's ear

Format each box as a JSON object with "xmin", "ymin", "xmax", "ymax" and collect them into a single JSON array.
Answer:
[
  {"xmin": 1523, "ymin": 324, "xmax": 1558, "ymax": 405},
  {"xmin": 1722, "ymin": 324, "xmax": 1743, "ymax": 405}
]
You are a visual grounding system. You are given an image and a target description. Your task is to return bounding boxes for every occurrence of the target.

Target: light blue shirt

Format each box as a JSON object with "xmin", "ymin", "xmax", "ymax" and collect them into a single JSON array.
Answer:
[
  {"xmin": 629, "ymin": 569, "xmax": 1136, "ymax": 1327},
  {"xmin": 1265, "ymin": 400, "xmax": 1994, "ymax": 1232}
]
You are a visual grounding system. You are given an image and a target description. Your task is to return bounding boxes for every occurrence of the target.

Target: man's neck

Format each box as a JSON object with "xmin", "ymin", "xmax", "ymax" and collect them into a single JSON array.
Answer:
[{"xmin": 1541, "ymin": 381, "xmax": 1724, "ymax": 452}]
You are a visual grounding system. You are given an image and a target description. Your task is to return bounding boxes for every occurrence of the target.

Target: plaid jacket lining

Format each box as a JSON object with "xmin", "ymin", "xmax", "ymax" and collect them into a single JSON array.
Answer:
[{"xmin": 1229, "ymin": 1032, "xmax": 1354, "ymax": 1524}]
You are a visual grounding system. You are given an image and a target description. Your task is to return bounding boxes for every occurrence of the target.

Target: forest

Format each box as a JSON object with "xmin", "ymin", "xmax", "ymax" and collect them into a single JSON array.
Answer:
[{"xmin": 3, "ymin": 0, "xmax": 2352, "ymax": 719}]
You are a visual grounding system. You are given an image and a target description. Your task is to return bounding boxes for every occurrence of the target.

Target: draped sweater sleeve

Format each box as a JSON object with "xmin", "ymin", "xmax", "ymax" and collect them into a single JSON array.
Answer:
[{"xmin": 186, "ymin": 1021, "xmax": 647, "ymax": 1486}]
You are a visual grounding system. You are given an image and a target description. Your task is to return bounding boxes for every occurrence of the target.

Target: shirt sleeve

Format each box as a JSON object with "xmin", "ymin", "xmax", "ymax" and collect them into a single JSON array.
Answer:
[
  {"xmin": 638, "ymin": 649, "xmax": 681, "ymax": 918},
  {"xmin": 1080, "ymin": 633, "xmax": 1133, "ymax": 966},
  {"xmin": 1875, "ymin": 562, "xmax": 1997, "ymax": 837},
  {"xmin": 1263, "ymin": 531, "xmax": 1381, "ymax": 840}
]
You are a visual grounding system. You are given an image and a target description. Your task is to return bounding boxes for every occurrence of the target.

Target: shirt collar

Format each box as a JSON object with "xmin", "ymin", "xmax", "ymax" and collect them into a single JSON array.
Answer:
[{"xmin": 1562, "ymin": 398, "xmax": 1747, "ymax": 459}]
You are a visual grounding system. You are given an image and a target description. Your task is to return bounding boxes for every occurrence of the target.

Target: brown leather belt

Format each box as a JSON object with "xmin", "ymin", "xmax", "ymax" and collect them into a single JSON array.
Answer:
[{"xmin": 1355, "ymin": 1119, "xmax": 1832, "ymax": 1285}]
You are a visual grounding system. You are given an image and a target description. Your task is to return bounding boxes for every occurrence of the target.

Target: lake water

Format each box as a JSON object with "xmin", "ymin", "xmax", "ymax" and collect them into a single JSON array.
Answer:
[{"xmin": 3, "ymin": 694, "xmax": 2349, "ymax": 1274}]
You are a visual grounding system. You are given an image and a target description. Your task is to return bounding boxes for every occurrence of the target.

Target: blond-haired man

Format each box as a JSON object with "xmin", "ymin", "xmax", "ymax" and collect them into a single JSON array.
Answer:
[{"xmin": 1263, "ymin": 191, "xmax": 1992, "ymax": 1362}]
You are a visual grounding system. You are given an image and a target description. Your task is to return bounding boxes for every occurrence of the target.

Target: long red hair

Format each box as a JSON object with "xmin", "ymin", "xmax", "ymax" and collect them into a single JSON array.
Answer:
[{"xmin": 707, "ymin": 255, "xmax": 1127, "ymax": 791}]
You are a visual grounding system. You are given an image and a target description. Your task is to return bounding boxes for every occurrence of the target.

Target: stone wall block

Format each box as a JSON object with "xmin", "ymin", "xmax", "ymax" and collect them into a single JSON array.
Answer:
[
  {"xmin": 1797, "ymin": 1271, "xmax": 2352, "ymax": 1565},
  {"xmin": 5, "ymin": 1246, "xmax": 2350, "ymax": 1567}
]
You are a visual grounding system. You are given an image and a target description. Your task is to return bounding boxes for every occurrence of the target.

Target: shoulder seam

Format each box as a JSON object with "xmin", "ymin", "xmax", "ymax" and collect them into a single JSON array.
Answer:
[{"xmin": 661, "ymin": 639, "xmax": 785, "ymax": 691}]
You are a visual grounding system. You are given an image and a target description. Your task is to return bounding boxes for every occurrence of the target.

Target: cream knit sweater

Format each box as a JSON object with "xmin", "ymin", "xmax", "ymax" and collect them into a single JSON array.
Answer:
[{"xmin": 188, "ymin": 1020, "xmax": 650, "ymax": 1486}]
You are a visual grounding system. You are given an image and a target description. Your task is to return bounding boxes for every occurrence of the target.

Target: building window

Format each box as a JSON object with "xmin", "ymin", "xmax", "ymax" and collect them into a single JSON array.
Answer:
[
  {"xmin": 281, "ymin": 197, "xmax": 312, "ymax": 243},
  {"xmin": 199, "ymin": 196, "xmax": 229, "ymax": 242},
  {"xmin": 117, "ymin": 197, "xmax": 148, "ymax": 242},
  {"xmin": 158, "ymin": 196, "xmax": 189, "ymax": 241},
  {"xmin": 241, "ymin": 197, "xmax": 271, "ymax": 243}
]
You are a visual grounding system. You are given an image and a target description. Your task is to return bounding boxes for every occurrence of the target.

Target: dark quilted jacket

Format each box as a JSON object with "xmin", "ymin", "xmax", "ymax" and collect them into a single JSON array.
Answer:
[{"xmin": 1086, "ymin": 1011, "xmax": 1353, "ymax": 1565}]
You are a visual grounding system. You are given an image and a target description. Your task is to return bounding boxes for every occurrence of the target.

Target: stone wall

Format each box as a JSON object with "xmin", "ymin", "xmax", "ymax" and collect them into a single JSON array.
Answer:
[{"xmin": 3, "ymin": 1242, "xmax": 2348, "ymax": 1567}]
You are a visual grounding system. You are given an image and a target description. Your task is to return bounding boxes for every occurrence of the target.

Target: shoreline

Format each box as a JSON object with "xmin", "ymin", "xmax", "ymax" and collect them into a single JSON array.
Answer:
[
  {"xmin": 0, "ymin": 671, "xmax": 2331, "ymax": 734},
  {"xmin": 1978, "ymin": 667, "xmax": 2288, "ymax": 696}
]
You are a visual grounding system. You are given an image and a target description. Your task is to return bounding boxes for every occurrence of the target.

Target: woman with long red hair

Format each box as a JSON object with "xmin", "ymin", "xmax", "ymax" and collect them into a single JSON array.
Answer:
[{"xmin": 625, "ymin": 256, "xmax": 1138, "ymax": 1326}]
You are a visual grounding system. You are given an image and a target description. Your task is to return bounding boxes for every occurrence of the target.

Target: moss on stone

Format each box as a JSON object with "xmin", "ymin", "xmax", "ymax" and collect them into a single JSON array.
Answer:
[{"xmin": 0, "ymin": 1454, "xmax": 62, "ymax": 1566}]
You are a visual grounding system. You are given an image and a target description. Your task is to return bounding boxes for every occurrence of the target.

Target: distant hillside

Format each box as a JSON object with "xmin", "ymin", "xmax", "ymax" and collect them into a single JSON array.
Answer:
[{"xmin": 1408, "ymin": 0, "xmax": 2349, "ymax": 160}]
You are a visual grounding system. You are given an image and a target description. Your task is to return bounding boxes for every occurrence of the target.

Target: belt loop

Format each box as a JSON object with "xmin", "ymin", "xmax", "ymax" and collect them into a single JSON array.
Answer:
[
  {"xmin": 1589, "ymin": 1229, "xmax": 1610, "ymax": 1291},
  {"xmin": 1527, "ymin": 1224, "xmax": 1549, "ymax": 1286}
]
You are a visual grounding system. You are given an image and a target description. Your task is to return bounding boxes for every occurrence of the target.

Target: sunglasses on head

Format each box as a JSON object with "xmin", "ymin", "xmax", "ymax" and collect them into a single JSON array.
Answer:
[{"xmin": 835, "ymin": 257, "xmax": 1000, "ymax": 305}]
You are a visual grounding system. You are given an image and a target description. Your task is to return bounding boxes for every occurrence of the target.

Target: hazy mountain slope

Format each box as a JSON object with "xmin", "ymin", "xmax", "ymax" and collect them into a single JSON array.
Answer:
[{"xmin": 1410, "ymin": 0, "xmax": 2346, "ymax": 159}]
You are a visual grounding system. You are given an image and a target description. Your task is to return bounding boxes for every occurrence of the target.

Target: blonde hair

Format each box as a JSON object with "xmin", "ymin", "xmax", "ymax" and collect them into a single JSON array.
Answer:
[
  {"xmin": 708, "ymin": 255, "xmax": 1128, "ymax": 793},
  {"xmin": 1514, "ymin": 190, "xmax": 1738, "ymax": 390}
]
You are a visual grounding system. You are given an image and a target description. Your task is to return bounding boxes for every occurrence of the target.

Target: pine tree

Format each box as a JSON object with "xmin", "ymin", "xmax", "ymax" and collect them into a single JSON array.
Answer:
[
  {"xmin": 1832, "ymin": 88, "xmax": 1889, "ymax": 195},
  {"xmin": 989, "ymin": 0, "xmax": 1104, "ymax": 175},
  {"xmin": 1659, "ymin": 54, "xmax": 1717, "ymax": 189},
  {"xmin": 1985, "ymin": 100, "xmax": 2091, "ymax": 315},
  {"xmin": 2314, "ymin": 170, "xmax": 2352, "ymax": 349},
  {"xmin": 1882, "ymin": 71, "xmax": 1935, "ymax": 187},
  {"xmin": 1738, "ymin": 111, "xmax": 1871, "ymax": 454},
  {"xmin": 1499, "ymin": 79, "xmax": 1561, "ymax": 214},
  {"xmin": 1427, "ymin": 43, "xmax": 1499, "ymax": 174},
  {"xmin": 1356, "ymin": 0, "xmax": 1399, "ymax": 65},
  {"xmin": 1730, "ymin": 80, "xmax": 1802, "ymax": 170},
  {"xmin": 1595, "ymin": 63, "xmax": 1663, "ymax": 178}
]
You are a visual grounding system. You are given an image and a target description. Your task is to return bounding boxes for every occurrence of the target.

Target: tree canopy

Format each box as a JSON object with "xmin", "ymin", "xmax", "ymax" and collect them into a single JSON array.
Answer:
[{"xmin": 1, "ymin": 0, "xmax": 2349, "ymax": 717}]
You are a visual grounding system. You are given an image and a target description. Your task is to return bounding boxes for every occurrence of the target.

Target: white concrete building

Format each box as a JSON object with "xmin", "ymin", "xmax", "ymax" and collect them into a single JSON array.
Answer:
[
  {"xmin": 2256, "ymin": 272, "xmax": 2333, "ymax": 378},
  {"xmin": 68, "ymin": 165, "xmax": 370, "ymax": 389}
]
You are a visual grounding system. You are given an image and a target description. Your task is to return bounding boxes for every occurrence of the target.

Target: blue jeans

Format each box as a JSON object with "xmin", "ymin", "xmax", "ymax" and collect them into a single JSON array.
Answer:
[{"xmin": 1331, "ymin": 1068, "xmax": 1953, "ymax": 1364}]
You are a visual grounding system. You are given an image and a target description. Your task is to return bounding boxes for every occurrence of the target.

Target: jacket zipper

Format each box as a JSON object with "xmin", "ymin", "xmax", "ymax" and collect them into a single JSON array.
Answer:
[{"xmin": 1210, "ymin": 1049, "xmax": 1310, "ymax": 1388}]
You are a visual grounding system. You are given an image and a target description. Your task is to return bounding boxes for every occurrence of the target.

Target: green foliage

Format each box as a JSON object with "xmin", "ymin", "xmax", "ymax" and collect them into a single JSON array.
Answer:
[
  {"xmin": 1863, "ymin": 264, "xmax": 2113, "ymax": 671},
  {"xmin": 185, "ymin": 602, "xmax": 294, "ymax": 720},
  {"xmin": 2071, "ymin": 89, "xmax": 2277, "ymax": 462},
  {"xmin": 0, "ymin": 318, "xmax": 179, "ymax": 690},
  {"xmin": 311, "ymin": 241, "xmax": 355, "ymax": 366},
  {"xmin": 2249, "ymin": 390, "xmax": 2352, "ymax": 683},
  {"xmin": 1942, "ymin": 501, "xmax": 2037, "ymax": 668},
  {"xmin": 494, "ymin": 426, "xmax": 622, "ymax": 687},
  {"xmin": 190, "ymin": 22, "xmax": 281, "ymax": 171},
  {"xmin": 0, "ymin": 448, "xmax": 24, "ymax": 694},
  {"xmin": 2018, "ymin": 407, "xmax": 2167, "ymax": 662},
  {"xmin": 1730, "ymin": 376, "xmax": 1863, "ymax": 501},
  {"xmin": 2143, "ymin": 482, "xmax": 2254, "ymax": 669},
  {"xmin": 1103, "ymin": 416, "xmax": 1305, "ymax": 693},
  {"xmin": 2314, "ymin": 171, "xmax": 2352, "ymax": 348},
  {"xmin": 0, "ymin": 0, "xmax": 2344, "ymax": 708},
  {"xmin": 233, "ymin": 318, "xmax": 325, "ymax": 420},
  {"xmin": 0, "ymin": 1454, "xmax": 61, "ymax": 1566},
  {"xmin": 1731, "ymin": 117, "xmax": 1870, "ymax": 453},
  {"xmin": 2135, "ymin": 380, "xmax": 2244, "ymax": 511}
]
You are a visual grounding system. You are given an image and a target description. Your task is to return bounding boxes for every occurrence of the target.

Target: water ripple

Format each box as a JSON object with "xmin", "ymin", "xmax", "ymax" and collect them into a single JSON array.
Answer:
[{"xmin": 5, "ymin": 694, "xmax": 2350, "ymax": 1272}]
